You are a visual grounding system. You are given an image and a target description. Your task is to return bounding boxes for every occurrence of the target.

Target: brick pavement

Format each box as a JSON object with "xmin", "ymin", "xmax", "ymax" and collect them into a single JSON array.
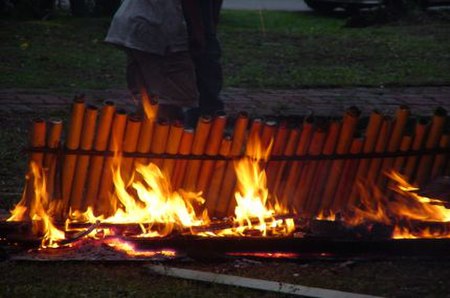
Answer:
[{"xmin": 0, "ymin": 86, "xmax": 449, "ymax": 117}]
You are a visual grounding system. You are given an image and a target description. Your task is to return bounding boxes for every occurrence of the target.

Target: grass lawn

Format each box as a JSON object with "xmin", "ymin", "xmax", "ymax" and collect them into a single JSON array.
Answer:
[{"xmin": 1, "ymin": 10, "xmax": 450, "ymax": 90}]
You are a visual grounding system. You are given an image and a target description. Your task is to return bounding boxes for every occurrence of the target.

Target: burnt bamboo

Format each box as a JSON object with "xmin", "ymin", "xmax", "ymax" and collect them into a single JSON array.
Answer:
[
  {"xmin": 84, "ymin": 101, "xmax": 116, "ymax": 210},
  {"xmin": 403, "ymin": 118, "xmax": 428, "ymax": 181},
  {"xmin": 415, "ymin": 107, "xmax": 447, "ymax": 186},
  {"xmin": 61, "ymin": 97, "xmax": 86, "ymax": 215},
  {"xmin": 70, "ymin": 105, "xmax": 98, "ymax": 211},
  {"xmin": 430, "ymin": 134, "xmax": 449, "ymax": 179},
  {"xmin": 280, "ymin": 117, "xmax": 314, "ymax": 208},
  {"xmin": 43, "ymin": 119, "xmax": 63, "ymax": 201},
  {"xmin": 149, "ymin": 119, "xmax": 170, "ymax": 168},
  {"xmin": 197, "ymin": 113, "xmax": 227, "ymax": 192},
  {"xmin": 161, "ymin": 121, "xmax": 184, "ymax": 180},
  {"xmin": 96, "ymin": 110, "xmax": 128, "ymax": 216},
  {"xmin": 321, "ymin": 107, "xmax": 360, "ymax": 212},
  {"xmin": 172, "ymin": 129, "xmax": 194, "ymax": 190},
  {"xmin": 205, "ymin": 136, "xmax": 232, "ymax": 216}
]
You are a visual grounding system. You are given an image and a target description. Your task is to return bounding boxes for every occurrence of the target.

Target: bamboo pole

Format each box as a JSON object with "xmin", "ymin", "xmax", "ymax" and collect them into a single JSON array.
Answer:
[
  {"xmin": 95, "ymin": 110, "xmax": 128, "ymax": 216},
  {"xmin": 183, "ymin": 115, "xmax": 213, "ymax": 191},
  {"xmin": 431, "ymin": 134, "xmax": 449, "ymax": 179},
  {"xmin": 149, "ymin": 119, "xmax": 170, "ymax": 169},
  {"xmin": 333, "ymin": 137, "xmax": 364, "ymax": 212},
  {"xmin": 70, "ymin": 105, "xmax": 98, "ymax": 212},
  {"xmin": 365, "ymin": 117, "xmax": 392, "ymax": 186},
  {"xmin": 225, "ymin": 118, "xmax": 263, "ymax": 216},
  {"xmin": 43, "ymin": 119, "xmax": 63, "ymax": 201},
  {"xmin": 348, "ymin": 109, "xmax": 384, "ymax": 206},
  {"xmin": 121, "ymin": 115, "xmax": 142, "ymax": 186},
  {"xmin": 172, "ymin": 129, "xmax": 194, "ymax": 190},
  {"xmin": 393, "ymin": 135, "xmax": 413, "ymax": 172},
  {"xmin": 84, "ymin": 101, "xmax": 116, "ymax": 210},
  {"xmin": 213, "ymin": 113, "xmax": 249, "ymax": 217},
  {"xmin": 197, "ymin": 113, "xmax": 227, "ymax": 192},
  {"xmin": 205, "ymin": 136, "xmax": 232, "ymax": 216},
  {"xmin": 61, "ymin": 97, "xmax": 86, "ymax": 215},
  {"xmin": 162, "ymin": 121, "xmax": 184, "ymax": 180},
  {"xmin": 295, "ymin": 124, "xmax": 327, "ymax": 215},
  {"xmin": 303, "ymin": 120, "xmax": 341, "ymax": 216},
  {"xmin": 321, "ymin": 107, "xmax": 360, "ymax": 212},
  {"xmin": 272, "ymin": 128, "xmax": 300, "ymax": 204},
  {"xmin": 280, "ymin": 117, "xmax": 314, "ymax": 208},
  {"xmin": 376, "ymin": 105, "xmax": 410, "ymax": 188},
  {"xmin": 266, "ymin": 122, "xmax": 289, "ymax": 194},
  {"xmin": 134, "ymin": 114, "xmax": 157, "ymax": 167},
  {"xmin": 403, "ymin": 118, "xmax": 428, "ymax": 181},
  {"xmin": 415, "ymin": 107, "xmax": 447, "ymax": 186}
]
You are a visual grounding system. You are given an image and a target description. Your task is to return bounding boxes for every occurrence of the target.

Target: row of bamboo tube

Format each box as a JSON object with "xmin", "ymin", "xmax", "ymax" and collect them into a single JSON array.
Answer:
[{"xmin": 25, "ymin": 97, "xmax": 449, "ymax": 220}]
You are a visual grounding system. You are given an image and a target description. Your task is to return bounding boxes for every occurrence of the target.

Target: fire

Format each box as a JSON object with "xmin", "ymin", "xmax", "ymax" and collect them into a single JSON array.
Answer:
[
  {"xmin": 104, "ymin": 237, "xmax": 176, "ymax": 258},
  {"xmin": 8, "ymin": 162, "xmax": 65, "ymax": 248},
  {"xmin": 346, "ymin": 171, "xmax": 450, "ymax": 238}
]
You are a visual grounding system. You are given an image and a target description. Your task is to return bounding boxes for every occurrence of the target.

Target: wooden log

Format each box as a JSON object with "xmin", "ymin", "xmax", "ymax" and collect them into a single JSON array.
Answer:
[
  {"xmin": 205, "ymin": 136, "xmax": 232, "ymax": 216},
  {"xmin": 84, "ymin": 101, "xmax": 116, "ymax": 210},
  {"xmin": 95, "ymin": 110, "xmax": 128, "ymax": 216},
  {"xmin": 403, "ymin": 118, "xmax": 428, "ymax": 181},
  {"xmin": 70, "ymin": 105, "xmax": 98, "ymax": 212},
  {"xmin": 183, "ymin": 115, "xmax": 213, "ymax": 191},
  {"xmin": 304, "ymin": 120, "xmax": 341, "ymax": 216},
  {"xmin": 197, "ymin": 113, "xmax": 227, "ymax": 192},
  {"xmin": 321, "ymin": 107, "xmax": 361, "ymax": 212},
  {"xmin": 149, "ymin": 119, "xmax": 170, "ymax": 168},
  {"xmin": 172, "ymin": 129, "xmax": 194, "ymax": 190},
  {"xmin": 225, "ymin": 118, "xmax": 264, "ymax": 216},
  {"xmin": 161, "ymin": 121, "xmax": 184, "ymax": 180},
  {"xmin": 415, "ymin": 107, "xmax": 447, "ymax": 186},
  {"xmin": 376, "ymin": 105, "xmax": 410, "ymax": 188},
  {"xmin": 43, "ymin": 119, "xmax": 63, "ymax": 201},
  {"xmin": 430, "ymin": 134, "xmax": 449, "ymax": 180},
  {"xmin": 280, "ymin": 117, "xmax": 314, "ymax": 208},
  {"xmin": 61, "ymin": 97, "xmax": 86, "ymax": 215},
  {"xmin": 296, "ymin": 124, "xmax": 327, "ymax": 215}
]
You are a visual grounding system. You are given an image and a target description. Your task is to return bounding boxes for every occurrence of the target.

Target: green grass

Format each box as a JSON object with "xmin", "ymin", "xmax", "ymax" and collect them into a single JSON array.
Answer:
[{"xmin": 0, "ymin": 10, "xmax": 449, "ymax": 90}]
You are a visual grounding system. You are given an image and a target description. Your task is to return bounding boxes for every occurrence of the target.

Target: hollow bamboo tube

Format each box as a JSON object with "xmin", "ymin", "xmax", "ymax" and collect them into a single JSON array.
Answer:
[
  {"xmin": 225, "ymin": 118, "xmax": 264, "ymax": 216},
  {"xmin": 96, "ymin": 110, "xmax": 128, "ymax": 216},
  {"xmin": 205, "ymin": 136, "xmax": 232, "ymax": 216},
  {"xmin": 415, "ymin": 107, "xmax": 447, "ymax": 186},
  {"xmin": 84, "ymin": 101, "xmax": 116, "ymax": 210},
  {"xmin": 134, "ymin": 118, "xmax": 156, "ymax": 167},
  {"xmin": 197, "ymin": 113, "xmax": 227, "ymax": 192},
  {"xmin": 183, "ymin": 115, "xmax": 213, "ymax": 191},
  {"xmin": 43, "ymin": 119, "xmax": 63, "ymax": 201},
  {"xmin": 61, "ymin": 98, "xmax": 86, "ymax": 214},
  {"xmin": 24, "ymin": 119, "xmax": 47, "ymax": 211},
  {"xmin": 172, "ymin": 129, "xmax": 194, "ymax": 190},
  {"xmin": 333, "ymin": 137, "xmax": 364, "ymax": 212},
  {"xmin": 280, "ymin": 118, "xmax": 314, "ymax": 208},
  {"xmin": 149, "ymin": 119, "xmax": 170, "ymax": 169},
  {"xmin": 376, "ymin": 105, "xmax": 410, "ymax": 188},
  {"xmin": 347, "ymin": 110, "xmax": 384, "ymax": 207},
  {"xmin": 431, "ymin": 134, "xmax": 449, "ymax": 179},
  {"xmin": 303, "ymin": 120, "xmax": 341, "ymax": 215},
  {"xmin": 162, "ymin": 121, "xmax": 184, "ymax": 180},
  {"xmin": 295, "ymin": 125, "xmax": 327, "ymax": 215},
  {"xmin": 365, "ymin": 117, "xmax": 392, "ymax": 185},
  {"xmin": 321, "ymin": 107, "xmax": 361, "ymax": 212},
  {"xmin": 403, "ymin": 118, "xmax": 428, "ymax": 181},
  {"xmin": 121, "ymin": 115, "xmax": 142, "ymax": 186},
  {"xmin": 211, "ymin": 112, "xmax": 248, "ymax": 216},
  {"xmin": 273, "ymin": 128, "xmax": 300, "ymax": 203},
  {"xmin": 70, "ymin": 105, "xmax": 98, "ymax": 212},
  {"xmin": 393, "ymin": 135, "xmax": 414, "ymax": 172},
  {"xmin": 266, "ymin": 122, "xmax": 289, "ymax": 194}
]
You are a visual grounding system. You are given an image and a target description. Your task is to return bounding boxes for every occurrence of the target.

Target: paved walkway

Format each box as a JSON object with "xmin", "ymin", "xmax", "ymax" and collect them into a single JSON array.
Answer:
[{"xmin": 0, "ymin": 86, "xmax": 449, "ymax": 117}]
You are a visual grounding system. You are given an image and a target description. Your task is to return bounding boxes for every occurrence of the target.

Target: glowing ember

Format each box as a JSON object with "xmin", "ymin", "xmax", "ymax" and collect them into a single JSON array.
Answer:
[{"xmin": 104, "ymin": 237, "xmax": 176, "ymax": 258}]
